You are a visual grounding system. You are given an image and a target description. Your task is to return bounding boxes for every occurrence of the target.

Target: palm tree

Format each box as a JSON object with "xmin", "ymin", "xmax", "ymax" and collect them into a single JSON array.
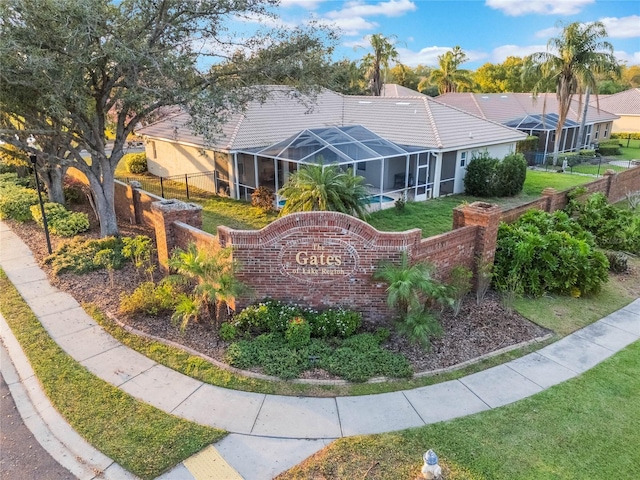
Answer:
[
  {"xmin": 430, "ymin": 46, "xmax": 474, "ymax": 94},
  {"xmin": 168, "ymin": 244, "xmax": 244, "ymax": 331},
  {"xmin": 278, "ymin": 163, "xmax": 369, "ymax": 219},
  {"xmin": 361, "ymin": 33, "xmax": 399, "ymax": 96},
  {"xmin": 526, "ymin": 22, "xmax": 620, "ymax": 165}
]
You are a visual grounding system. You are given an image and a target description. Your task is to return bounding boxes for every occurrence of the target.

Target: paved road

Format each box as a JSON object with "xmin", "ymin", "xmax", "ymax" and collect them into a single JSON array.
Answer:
[{"xmin": 0, "ymin": 373, "xmax": 74, "ymax": 480}]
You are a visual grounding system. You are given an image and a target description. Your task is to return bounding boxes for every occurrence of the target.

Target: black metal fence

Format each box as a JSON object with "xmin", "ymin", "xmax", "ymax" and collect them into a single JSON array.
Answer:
[
  {"xmin": 116, "ymin": 171, "xmax": 230, "ymax": 203},
  {"xmin": 522, "ymin": 151, "xmax": 636, "ymax": 177}
]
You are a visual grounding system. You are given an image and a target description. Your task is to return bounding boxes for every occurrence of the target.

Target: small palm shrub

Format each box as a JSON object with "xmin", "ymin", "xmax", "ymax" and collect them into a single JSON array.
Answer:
[
  {"xmin": 30, "ymin": 202, "xmax": 90, "ymax": 237},
  {"xmin": 494, "ymin": 210, "xmax": 609, "ymax": 297},
  {"xmin": 251, "ymin": 186, "xmax": 275, "ymax": 213},
  {"xmin": 124, "ymin": 153, "xmax": 147, "ymax": 174}
]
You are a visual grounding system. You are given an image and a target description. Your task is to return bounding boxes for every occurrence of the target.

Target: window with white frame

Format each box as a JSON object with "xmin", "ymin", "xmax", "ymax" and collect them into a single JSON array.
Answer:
[
  {"xmin": 594, "ymin": 125, "xmax": 599, "ymax": 140},
  {"xmin": 460, "ymin": 151, "xmax": 467, "ymax": 167},
  {"xmin": 604, "ymin": 124, "xmax": 609, "ymax": 138}
]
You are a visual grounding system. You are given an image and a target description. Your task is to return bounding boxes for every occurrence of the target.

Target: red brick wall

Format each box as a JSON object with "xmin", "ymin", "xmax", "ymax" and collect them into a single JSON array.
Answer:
[
  {"xmin": 218, "ymin": 212, "xmax": 423, "ymax": 324},
  {"xmin": 413, "ymin": 226, "xmax": 478, "ymax": 280},
  {"xmin": 500, "ymin": 198, "xmax": 548, "ymax": 223}
]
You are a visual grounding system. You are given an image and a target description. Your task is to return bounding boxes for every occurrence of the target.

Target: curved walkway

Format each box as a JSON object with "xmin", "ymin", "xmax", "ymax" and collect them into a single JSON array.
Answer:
[{"xmin": 1, "ymin": 221, "xmax": 639, "ymax": 480}]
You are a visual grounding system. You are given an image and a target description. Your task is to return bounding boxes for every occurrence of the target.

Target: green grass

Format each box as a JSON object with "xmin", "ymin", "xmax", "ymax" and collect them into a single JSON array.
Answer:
[
  {"xmin": 570, "ymin": 163, "xmax": 627, "ymax": 175},
  {"xmin": 0, "ymin": 270, "xmax": 225, "ymax": 480},
  {"xmin": 514, "ymin": 256, "xmax": 640, "ymax": 335},
  {"xmin": 279, "ymin": 340, "xmax": 640, "ymax": 480},
  {"xmin": 201, "ymin": 196, "xmax": 278, "ymax": 233},
  {"xmin": 521, "ymin": 170, "xmax": 593, "ymax": 196},
  {"xmin": 617, "ymin": 138, "xmax": 640, "ymax": 161}
]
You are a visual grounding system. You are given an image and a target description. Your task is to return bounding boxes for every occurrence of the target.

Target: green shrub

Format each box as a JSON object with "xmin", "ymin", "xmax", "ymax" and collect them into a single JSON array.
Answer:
[
  {"xmin": 124, "ymin": 153, "xmax": 147, "ymax": 174},
  {"xmin": 309, "ymin": 307, "xmax": 362, "ymax": 338},
  {"xmin": 516, "ymin": 135, "xmax": 539, "ymax": 153},
  {"xmin": 63, "ymin": 177, "xmax": 86, "ymax": 204},
  {"xmin": 494, "ymin": 210, "xmax": 609, "ymax": 297},
  {"xmin": 395, "ymin": 310, "xmax": 443, "ymax": 350},
  {"xmin": 565, "ymin": 192, "xmax": 640, "ymax": 254},
  {"xmin": 233, "ymin": 300, "xmax": 301, "ymax": 334},
  {"xmin": 394, "ymin": 196, "xmax": 406, "ymax": 212},
  {"xmin": 495, "ymin": 153, "xmax": 527, "ymax": 196},
  {"xmin": 464, "ymin": 154, "xmax": 499, "ymax": 197},
  {"xmin": 0, "ymin": 176, "xmax": 39, "ymax": 222},
  {"xmin": 119, "ymin": 280, "xmax": 179, "ymax": 316},
  {"xmin": 219, "ymin": 322, "xmax": 238, "ymax": 342},
  {"xmin": 285, "ymin": 317, "xmax": 311, "ymax": 348},
  {"xmin": 449, "ymin": 265, "xmax": 472, "ymax": 316},
  {"xmin": 30, "ymin": 202, "xmax": 90, "ymax": 237},
  {"xmin": 611, "ymin": 132, "xmax": 640, "ymax": 141},
  {"xmin": 605, "ymin": 251, "xmax": 629, "ymax": 274},
  {"xmin": 45, "ymin": 236, "xmax": 125, "ymax": 275},
  {"xmin": 122, "ymin": 235, "xmax": 155, "ymax": 279},
  {"xmin": 251, "ymin": 186, "xmax": 275, "ymax": 213}
]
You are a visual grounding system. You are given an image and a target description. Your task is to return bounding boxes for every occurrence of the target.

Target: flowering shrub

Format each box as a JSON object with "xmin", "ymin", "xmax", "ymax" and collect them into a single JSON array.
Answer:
[
  {"xmin": 309, "ymin": 308, "xmax": 362, "ymax": 338},
  {"xmin": 285, "ymin": 317, "xmax": 311, "ymax": 348}
]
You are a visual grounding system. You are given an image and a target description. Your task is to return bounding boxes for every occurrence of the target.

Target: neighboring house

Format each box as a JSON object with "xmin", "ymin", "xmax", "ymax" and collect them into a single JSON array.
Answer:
[
  {"xmin": 136, "ymin": 87, "xmax": 526, "ymax": 205},
  {"xmin": 434, "ymin": 92, "xmax": 618, "ymax": 162},
  {"xmin": 591, "ymin": 88, "xmax": 640, "ymax": 133}
]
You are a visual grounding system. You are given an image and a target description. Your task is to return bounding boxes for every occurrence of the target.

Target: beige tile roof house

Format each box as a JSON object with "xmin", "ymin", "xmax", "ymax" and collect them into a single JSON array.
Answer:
[
  {"xmin": 590, "ymin": 88, "xmax": 640, "ymax": 133},
  {"xmin": 136, "ymin": 87, "xmax": 526, "ymax": 205},
  {"xmin": 435, "ymin": 92, "xmax": 619, "ymax": 161}
]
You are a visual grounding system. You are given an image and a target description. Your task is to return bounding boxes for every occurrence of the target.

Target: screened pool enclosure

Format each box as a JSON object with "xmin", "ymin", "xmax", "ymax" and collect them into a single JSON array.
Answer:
[{"xmin": 231, "ymin": 125, "xmax": 437, "ymax": 208}]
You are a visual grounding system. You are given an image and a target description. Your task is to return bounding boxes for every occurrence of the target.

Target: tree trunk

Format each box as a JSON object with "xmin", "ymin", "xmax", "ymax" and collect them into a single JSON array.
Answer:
[
  {"xmin": 86, "ymin": 166, "xmax": 119, "ymax": 237},
  {"xmin": 40, "ymin": 164, "xmax": 67, "ymax": 204},
  {"xmin": 575, "ymin": 87, "xmax": 591, "ymax": 151}
]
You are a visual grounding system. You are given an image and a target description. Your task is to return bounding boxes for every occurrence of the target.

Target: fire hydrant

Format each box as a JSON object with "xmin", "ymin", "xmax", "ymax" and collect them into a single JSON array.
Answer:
[{"xmin": 421, "ymin": 449, "xmax": 442, "ymax": 479}]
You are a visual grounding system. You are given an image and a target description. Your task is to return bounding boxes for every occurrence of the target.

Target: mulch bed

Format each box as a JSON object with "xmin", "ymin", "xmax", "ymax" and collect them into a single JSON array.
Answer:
[{"xmin": 5, "ymin": 203, "xmax": 550, "ymax": 379}]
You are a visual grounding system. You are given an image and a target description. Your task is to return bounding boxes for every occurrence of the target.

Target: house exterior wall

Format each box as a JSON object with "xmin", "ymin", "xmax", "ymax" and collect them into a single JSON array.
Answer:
[
  {"xmin": 611, "ymin": 116, "xmax": 640, "ymax": 133},
  {"xmin": 145, "ymin": 139, "xmax": 217, "ymax": 177}
]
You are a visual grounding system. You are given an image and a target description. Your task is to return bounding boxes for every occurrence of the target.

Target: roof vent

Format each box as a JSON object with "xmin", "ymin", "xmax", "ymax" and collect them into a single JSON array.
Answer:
[
  {"xmin": 481, "ymin": 96, "xmax": 489, "ymax": 99},
  {"xmin": 395, "ymin": 102, "xmax": 411, "ymax": 105},
  {"xmin": 358, "ymin": 101, "xmax": 372, "ymax": 104},
  {"xmin": 500, "ymin": 95, "xmax": 508, "ymax": 98}
]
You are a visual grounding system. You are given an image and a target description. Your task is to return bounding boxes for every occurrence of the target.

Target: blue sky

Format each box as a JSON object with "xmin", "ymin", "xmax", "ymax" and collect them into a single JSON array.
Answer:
[{"xmin": 236, "ymin": 0, "xmax": 640, "ymax": 69}]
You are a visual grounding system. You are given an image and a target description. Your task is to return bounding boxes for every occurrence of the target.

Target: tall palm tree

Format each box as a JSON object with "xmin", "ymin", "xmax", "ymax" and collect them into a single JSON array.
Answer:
[
  {"xmin": 361, "ymin": 33, "xmax": 399, "ymax": 96},
  {"xmin": 526, "ymin": 22, "xmax": 620, "ymax": 165},
  {"xmin": 430, "ymin": 46, "xmax": 474, "ymax": 94},
  {"xmin": 278, "ymin": 163, "xmax": 369, "ymax": 219}
]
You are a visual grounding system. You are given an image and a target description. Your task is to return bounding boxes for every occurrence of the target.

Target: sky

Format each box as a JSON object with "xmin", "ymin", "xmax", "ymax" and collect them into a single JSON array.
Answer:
[{"xmin": 234, "ymin": 0, "xmax": 640, "ymax": 69}]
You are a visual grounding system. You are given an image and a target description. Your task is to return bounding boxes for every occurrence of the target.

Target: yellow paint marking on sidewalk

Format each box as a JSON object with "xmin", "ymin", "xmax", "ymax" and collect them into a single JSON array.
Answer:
[{"xmin": 183, "ymin": 445, "xmax": 243, "ymax": 480}]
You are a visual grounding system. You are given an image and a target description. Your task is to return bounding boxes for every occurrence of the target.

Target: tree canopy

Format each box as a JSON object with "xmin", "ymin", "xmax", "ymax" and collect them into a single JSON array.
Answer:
[
  {"xmin": 525, "ymin": 21, "xmax": 620, "ymax": 164},
  {"xmin": 0, "ymin": 0, "xmax": 336, "ymax": 236},
  {"xmin": 429, "ymin": 46, "xmax": 475, "ymax": 94}
]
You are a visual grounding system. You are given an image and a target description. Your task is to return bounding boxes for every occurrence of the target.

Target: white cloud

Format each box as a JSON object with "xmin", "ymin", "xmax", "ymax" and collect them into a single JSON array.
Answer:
[
  {"xmin": 614, "ymin": 49, "xmax": 640, "ymax": 64},
  {"xmin": 490, "ymin": 44, "xmax": 547, "ymax": 63},
  {"xmin": 318, "ymin": 17, "xmax": 378, "ymax": 36},
  {"xmin": 535, "ymin": 26, "xmax": 560, "ymax": 39},
  {"xmin": 280, "ymin": 0, "xmax": 328, "ymax": 8},
  {"xmin": 343, "ymin": 38, "xmax": 371, "ymax": 49},
  {"xmin": 601, "ymin": 16, "xmax": 640, "ymax": 38},
  {"xmin": 485, "ymin": 0, "xmax": 594, "ymax": 16},
  {"xmin": 325, "ymin": 0, "xmax": 417, "ymax": 20}
]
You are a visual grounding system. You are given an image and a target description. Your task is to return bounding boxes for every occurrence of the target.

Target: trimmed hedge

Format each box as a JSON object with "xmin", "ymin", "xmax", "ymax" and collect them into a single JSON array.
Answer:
[
  {"xmin": 464, "ymin": 152, "xmax": 527, "ymax": 197},
  {"xmin": 30, "ymin": 202, "xmax": 90, "ymax": 237}
]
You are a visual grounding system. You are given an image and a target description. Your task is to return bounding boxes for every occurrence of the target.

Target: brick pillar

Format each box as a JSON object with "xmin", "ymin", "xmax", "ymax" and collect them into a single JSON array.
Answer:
[
  {"xmin": 603, "ymin": 169, "xmax": 616, "ymax": 200},
  {"xmin": 151, "ymin": 199, "xmax": 203, "ymax": 271},
  {"xmin": 452, "ymin": 201, "xmax": 502, "ymax": 266},
  {"xmin": 541, "ymin": 187, "xmax": 559, "ymax": 213}
]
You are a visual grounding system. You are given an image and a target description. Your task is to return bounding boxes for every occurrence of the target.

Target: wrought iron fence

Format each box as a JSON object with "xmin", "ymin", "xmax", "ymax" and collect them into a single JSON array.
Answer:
[
  {"xmin": 116, "ymin": 170, "xmax": 230, "ymax": 202},
  {"xmin": 522, "ymin": 151, "xmax": 636, "ymax": 177}
]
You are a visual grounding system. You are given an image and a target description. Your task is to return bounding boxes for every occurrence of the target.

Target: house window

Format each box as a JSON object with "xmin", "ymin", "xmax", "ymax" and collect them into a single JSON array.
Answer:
[
  {"xmin": 357, "ymin": 162, "xmax": 366, "ymax": 171},
  {"xmin": 460, "ymin": 151, "xmax": 467, "ymax": 167},
  {"xmin": 604, "ymin": 124, "xmax": 609, "ymax": 138},
  {"xmin": 594, "ymin": 125, "xmax": 599, "ymax": 140}
]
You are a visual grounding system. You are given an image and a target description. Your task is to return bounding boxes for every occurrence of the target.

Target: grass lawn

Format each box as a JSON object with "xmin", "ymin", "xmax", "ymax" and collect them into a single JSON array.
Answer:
[
  {"xmin": 201, "ymin": 196, "xmax": 278, "ymax": 232},
  {"xmin": 0, "ymin": 270, "xmax": 225, "ymax": 480},
  {"xmin": 369, "ymin": 170, "xmax": 593, "ymax": 238},
  {"xmin": 617, "ymin": 138, "xmax": 640, "ymax": 161},
  {"xmin": 279, "ymin": 340, "xmax": 640, "ymax": 480}
]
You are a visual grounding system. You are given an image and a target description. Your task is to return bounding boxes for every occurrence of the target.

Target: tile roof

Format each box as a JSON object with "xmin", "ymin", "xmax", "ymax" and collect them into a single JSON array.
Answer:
[
  {"xmin": 380, "ymin": 83, "xmax": 425, "ymax": 97},
  {"xmin": 590, "ymin": 88, "xmax": 640, "ymax": 115},
  {"xmin": 435, "ymin": 92, "xmax": 619, "ymax": 126},
  {"xmin": 136, "ymin": 87, "xmax": 526, "ymax": 152}
]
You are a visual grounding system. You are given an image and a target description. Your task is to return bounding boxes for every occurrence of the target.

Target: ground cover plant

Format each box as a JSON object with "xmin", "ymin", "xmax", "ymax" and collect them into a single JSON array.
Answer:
[
  {"xmin": 30, "ymin": 202, "xmax": 90, "ymax": 237},
  {"xmin": 0, "ymin": 270, "xmax": 224, "ymax": 480},
  {"xmin": 278, "ymin": 341, "xmax": 640, "ymax": 480}
]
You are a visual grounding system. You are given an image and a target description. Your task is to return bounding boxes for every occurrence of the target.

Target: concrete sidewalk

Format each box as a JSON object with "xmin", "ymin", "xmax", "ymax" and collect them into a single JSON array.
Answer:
[{"xmin": 1, "ymin": 220, "xmax": 639, "ymax": 480}]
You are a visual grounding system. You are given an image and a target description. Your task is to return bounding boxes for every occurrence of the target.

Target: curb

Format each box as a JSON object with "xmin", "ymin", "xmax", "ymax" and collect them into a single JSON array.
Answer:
[{"xmin": 0, "ymin": 312, "xmax": 138, "ymax": 480}]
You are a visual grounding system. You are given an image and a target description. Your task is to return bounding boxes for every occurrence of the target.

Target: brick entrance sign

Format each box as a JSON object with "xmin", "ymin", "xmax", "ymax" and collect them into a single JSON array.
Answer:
[{"xmin": 218, "ymin": 212, "xmax": 422, "ymax": 323}]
